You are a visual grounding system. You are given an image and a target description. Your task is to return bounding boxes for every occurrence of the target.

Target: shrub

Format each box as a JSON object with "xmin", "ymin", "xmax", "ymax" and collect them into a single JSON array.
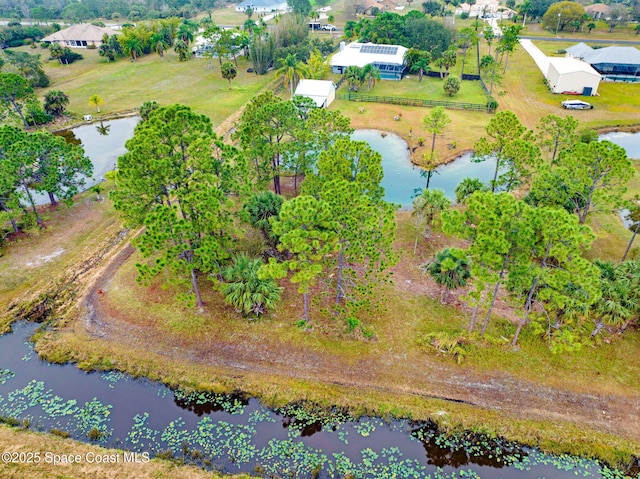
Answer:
[
  {"xmin": 443, "ymin": 75, "xmax": 461, "ymax": 96},
  {"xmin": 50, "ymin": 428, "xmax": 70, "ymax": 438},
  {"xmin": 460, "ymin": 12, "xmax": 469, "ymax": 19}
]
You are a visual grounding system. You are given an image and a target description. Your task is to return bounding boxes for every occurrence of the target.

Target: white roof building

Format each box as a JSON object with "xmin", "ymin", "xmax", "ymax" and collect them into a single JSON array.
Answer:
[
  {"xmin": 546, "ymin": 58, "xmax": 601, "ymax": 96},
  {"xmin": 294, "ymin": 80, "xmax": 336, "ymax": 108},
  {"xmin": 565, "ymin": 42, "xmax": 640, "ymax": 82},
  {"xmin": 42, "ymin": 24, "xmax": 119, "ymax": 48},
  {"xmin": 520, "ymin": 39, "xmax": 601, "ymax": 96},
  {"xmin": 330, "ymin": 42, "xmax": 408, "ymax": 80}
]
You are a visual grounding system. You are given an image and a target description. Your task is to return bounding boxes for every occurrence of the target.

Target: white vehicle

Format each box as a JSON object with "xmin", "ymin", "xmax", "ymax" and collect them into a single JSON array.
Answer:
[
  {"xmin": 321, "ymin": 24, "xmax": 337, "ymax": 31},
  {"xmin": 561, "ymin": 100, "xmax": 593, "ymax": 110}
]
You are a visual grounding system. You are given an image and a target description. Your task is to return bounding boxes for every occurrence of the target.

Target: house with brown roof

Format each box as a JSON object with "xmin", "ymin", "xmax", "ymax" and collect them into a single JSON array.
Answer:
[
  {"xmin": 584, "ymin": 3, "xmax": 611, "ymax": 20},
  {"xmin": 362, "ymin": 0, "xmax": 401, "ymax": 15},
  {"xmin": 42, "ymin": 24, "xmax": 119, "ymax": 48}
]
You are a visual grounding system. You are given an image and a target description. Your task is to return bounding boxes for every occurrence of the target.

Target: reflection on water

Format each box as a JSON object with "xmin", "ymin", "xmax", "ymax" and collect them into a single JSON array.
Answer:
[
  {"xmin": 0, "ymin": 322, "xmax": 617, "ymax": 479},
  {"xmin": 95, "ymin": 121, "xmax": 111, "ymax": 136},
  {"xmin": 352, "ymin": 130, "xmax": 497, "ymax": 209},
  {"xmin": 35, "ymin": 116, "xmax": 140, "ymax": 205},
  {"xmin": 599, "ymin": 131, "xmax": 640, "ymax": 159}
]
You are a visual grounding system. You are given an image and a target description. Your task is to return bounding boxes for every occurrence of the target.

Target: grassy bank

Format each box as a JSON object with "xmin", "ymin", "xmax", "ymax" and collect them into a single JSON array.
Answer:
[
  {"xmin": 0, "ymin": 424, "xmax": 249, "ymax": 479},
  {"xmin": 23, "ymin": 202, "xmax": 639, "ymax": 469},
  {"xmin": 0, "ymin": 194, "xmax": 121, "ymax": 333}
]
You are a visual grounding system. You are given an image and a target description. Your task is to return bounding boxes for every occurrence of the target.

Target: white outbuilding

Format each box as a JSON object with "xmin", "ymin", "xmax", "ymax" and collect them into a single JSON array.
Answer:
[
  {"xmin": 546, "ymin": 58, "xmax": 601, "ymax": 96},
  {"xmin": 294, "ymin": 80, "xmax": 336, "ymax": 108}
]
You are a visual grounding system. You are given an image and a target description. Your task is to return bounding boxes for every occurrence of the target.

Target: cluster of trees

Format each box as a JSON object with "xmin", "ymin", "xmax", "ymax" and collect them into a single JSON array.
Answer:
[
  {"xmin": 112, "ymin": 100, "xmax": 396, "ymax": 329},
  {"xmin": 0, "ymin": 22, "xmax": 56, "ymax": 48},
  {"xmin": 0, "ymin": 71, "xmax": 71, "ymax": 127},
  {"xmin": 1, "ymin": 49, "xmax": 50, "ymax": 87},
  {"xmin": 99, "ymin": 18, "xmax": 199, "ymax": 62},
  {"xmin": 418, "ymin": 110, "xmax": 638, "ymax": 349},
  {"xmin": 0, "ymin": 126, "xmax": 92, "ymax": 233},
  {"xmin": 1, "ymin": 0, "xmax": 217, "ymax": 22},
  {"xmin": 249, "ymin": 14, "xmax": 332, "ymax": 76},
  {"xmin": 345, "ymin": 11, "xmax": 453, "ymax": 58}
]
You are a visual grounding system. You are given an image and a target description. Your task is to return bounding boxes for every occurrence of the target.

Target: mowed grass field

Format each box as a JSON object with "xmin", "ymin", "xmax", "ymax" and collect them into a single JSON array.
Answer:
[
  {"xmin": 359, "ymin": 74, "xmax": 487, "ymax": 105},
  {"xmin": 30, "ymin": 46, "xmax": 276, "ymax": 128}
]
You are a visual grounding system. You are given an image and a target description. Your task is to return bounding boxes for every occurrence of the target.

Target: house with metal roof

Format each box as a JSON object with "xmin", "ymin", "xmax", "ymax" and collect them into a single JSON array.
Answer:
[
  {"xmin": 235, "ymin": 0, "xmax": 288, "ymax": 13},
  {"xmin": 520, "ymin": 39, "xmax": 600, "ymax": 96},
  {"xmin": 42, "ymin": 24, "xmax": 119, "ymax": 48},
  {"xmin": 546, "ymin": 57, "xmax": 601, "ymax": 95},
  {"xmin": 294, "ymin": 80, "xmax": 336, "ymax": 108},
  {"xmin": 330, "ymin": 42, "xmax": 408, "ymax": 80},
  {"xmin": 566, "ymin": 43, "xmax": 640, "ymax": 82}
]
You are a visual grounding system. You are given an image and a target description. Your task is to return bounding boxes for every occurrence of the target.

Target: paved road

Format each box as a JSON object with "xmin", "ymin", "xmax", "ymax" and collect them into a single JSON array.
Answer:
[{"xmin": 520, "ymin": 35, "xmax": 640, "ymax": 45}]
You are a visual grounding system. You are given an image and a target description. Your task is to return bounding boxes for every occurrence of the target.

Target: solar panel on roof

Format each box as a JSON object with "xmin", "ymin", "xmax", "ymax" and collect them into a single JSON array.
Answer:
[{"xmin": 360, "ymin": 45, "xmax": 398, "ymax": 55}]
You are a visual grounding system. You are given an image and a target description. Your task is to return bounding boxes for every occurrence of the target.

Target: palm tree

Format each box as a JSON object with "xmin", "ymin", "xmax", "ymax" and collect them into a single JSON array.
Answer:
[
  {"xmin": 150, "ymin": 32, "xmax": 169, "ymax": 58},
  {"xmin": 174, "ymin": 38, "xmax": 190, "ymax": 62},
  {"xmin": 305, "ymin": 49, "xmax": 330, "ymax": 79},
  {"xmin": 88, "ymin": 94, "xmax": 104, "ymax": 113},
  {"xmin": 221, "ymin": 61, "xmax": 237, "ymax": 88},
  {"xmin": 49, "ymin": 42, "xmax": 64, "ymax": 64},
  {"xmin": 43, "ymin": 90, "xmax": 69, "ymax": 117},
  {"xmin": 344, "ymin": 65, "xmax": 364, "ymax": 91},
  {"xmin": 412, "ymin": 188, "xmax": 450, "ymax": 251},
  {"xmin": 221, "ymin": 254, "xmax": 282, "ymax": 318},
  {"xmin": 424, "ymin": 248, "xmax": 471, "ymax": 303},
  {"xmin": 590, "ymin": 260, "xmax": 636, "ymax": 336},
  {"xmin": 457, "ymin": 28, "xmax": 474, "ymax": 77},
  {"xmin": 276, "ymin": 53, "xmax": 307, "ymax": 97},
  {"xmin": 177, "ymin": 21, "xmax": 197, "ymax": 44},
  {"xmin": 588, "ymin": 22, "xmax": 596, "ymax": 33},
  {"xmin": 361, "ymin": 64, "xmax": 381, "ymax": 90},
  {"xmin": 120, "ymin": 35, "xmax": 143, "ymax": 61},
  {"xmin": 405, "ymin": 48, "xmax": 431, "ymax": 81}
]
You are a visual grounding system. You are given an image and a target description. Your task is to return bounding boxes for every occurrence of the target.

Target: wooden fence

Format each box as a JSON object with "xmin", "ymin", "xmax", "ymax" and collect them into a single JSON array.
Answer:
[{"xmin": 337, "ymin": 92, "xmax": 487, "ymax": 112}]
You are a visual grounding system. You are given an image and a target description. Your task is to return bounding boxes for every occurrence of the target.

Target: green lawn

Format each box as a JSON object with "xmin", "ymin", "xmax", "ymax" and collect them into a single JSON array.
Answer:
[
  {"xmin": 358, "ymin": 75, "xmax": 487, "ymax": 104},
  {"xmin": 31, "ymin": 46, "xmax": 277, "ymax": 128},
  {"xmin": 521, "ymin": 19, "xmax": 640, "ymax": 41}
]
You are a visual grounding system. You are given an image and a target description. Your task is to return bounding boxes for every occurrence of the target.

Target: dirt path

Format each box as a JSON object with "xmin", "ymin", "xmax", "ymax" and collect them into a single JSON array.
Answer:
[{"xmin": 78, "ymin": 239, "xmax": 640, "ymax": 445}]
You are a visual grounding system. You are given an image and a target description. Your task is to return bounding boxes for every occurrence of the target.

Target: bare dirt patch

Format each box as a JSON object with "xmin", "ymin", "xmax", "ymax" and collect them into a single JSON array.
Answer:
[{"xmin": 73, "ymin": 218, "xmax": 640, "ymax": 446}]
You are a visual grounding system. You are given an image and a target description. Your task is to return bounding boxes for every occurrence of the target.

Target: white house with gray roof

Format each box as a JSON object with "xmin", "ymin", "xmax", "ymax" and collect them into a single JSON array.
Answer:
[
  {"xmin": 330, "ymin": 42, "xmax": 408, "ymax": 80},
  {"xmin": 566, "ymin": 43, "xmax": 640, "ymax": 82}
]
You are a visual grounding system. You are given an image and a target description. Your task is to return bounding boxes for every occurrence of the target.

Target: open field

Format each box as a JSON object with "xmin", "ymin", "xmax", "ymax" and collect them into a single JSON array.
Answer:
[
  {"xmin": 359, "ymin": 74, "xmax": 487, "ymax": 104},
  {"xmin": 521, "ymin": 19, "xmax": 640, "ymax": 41},
  {"xmin": 0, "ymin": 425, "xmax": 248, "ymax": 479},
  {"xmin": 24, "ymin": 46, "xmax": 277, "ymax": 129}
]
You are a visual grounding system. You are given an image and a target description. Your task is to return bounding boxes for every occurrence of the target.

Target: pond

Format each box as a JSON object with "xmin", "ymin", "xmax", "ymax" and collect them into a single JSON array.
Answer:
[
  {"xmin": 0, "ymin": 321, "xmax": 631, "ymax": 479},
  {"xmin": 600, "ymin": 131, "xmax": 640, "ymax": 160},
  {"xmin": 351, "ymin": 130, "xmax": 497, "ymax": 209},
  {"xmin": 34, "ymin": 117, "xmax": 140, "ymax": 206},
  {"xmin": 46, "ymin": 120, "xmax": 495, "ymax": 210}
]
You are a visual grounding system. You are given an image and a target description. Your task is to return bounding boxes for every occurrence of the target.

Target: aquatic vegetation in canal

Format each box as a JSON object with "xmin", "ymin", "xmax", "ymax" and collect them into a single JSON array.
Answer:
[{"xmin": 0, "ymin": 369, "xmax": 15, "ymax": 384}]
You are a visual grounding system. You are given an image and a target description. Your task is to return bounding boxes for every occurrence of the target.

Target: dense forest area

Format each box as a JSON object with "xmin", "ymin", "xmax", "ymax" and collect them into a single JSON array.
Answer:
[{"xmin": 0, "ymin": 0, "xmax": 218, "ymax": 21}]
